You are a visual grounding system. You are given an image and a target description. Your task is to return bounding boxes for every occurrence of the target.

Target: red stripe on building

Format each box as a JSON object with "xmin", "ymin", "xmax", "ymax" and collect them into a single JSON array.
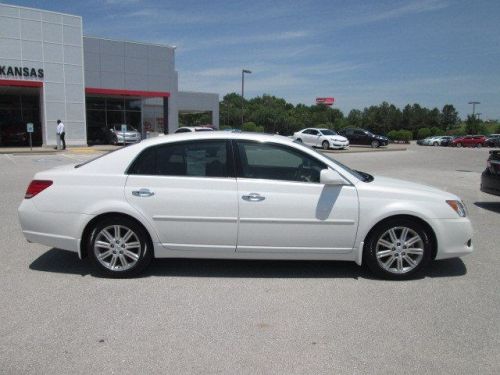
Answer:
[
  {"xmin": 85, "ymin": 87, "xmax": 170, "ymax": 97},
  {"xmin": 0, "ymin": 79, "xmax": 43, "ymax": 88}
]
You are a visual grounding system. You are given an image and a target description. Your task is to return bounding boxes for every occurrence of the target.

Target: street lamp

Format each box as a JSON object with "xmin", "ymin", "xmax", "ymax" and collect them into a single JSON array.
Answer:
[
  {"xmin": 468, "ymin": 101, "xmax": 480, "ymax": 119},
  {"xmin": 241, "ymin": 69, "xmax": 252, "ymax": 127}
]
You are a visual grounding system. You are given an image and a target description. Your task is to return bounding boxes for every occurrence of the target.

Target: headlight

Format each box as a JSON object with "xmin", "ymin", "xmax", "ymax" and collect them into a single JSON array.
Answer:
[{"xmin": 446, "ymin": 200, "xmax": 467, "ymax": 217}]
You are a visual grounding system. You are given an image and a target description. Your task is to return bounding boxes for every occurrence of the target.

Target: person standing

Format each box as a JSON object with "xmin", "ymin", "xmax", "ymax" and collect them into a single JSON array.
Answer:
[{"xmin": 56, "ymin": 120, "xmax": 66, "ymax": 150}]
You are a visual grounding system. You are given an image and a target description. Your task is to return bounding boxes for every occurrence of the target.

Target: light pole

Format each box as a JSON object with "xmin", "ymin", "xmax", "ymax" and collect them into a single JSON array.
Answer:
[
  {"xmin": 241, "ymin": 69, "xmax": 251, "ymax": 127},
  {"xmin": 468, "ymin": 101, "xmax": 480, "ymax": 119},
  {"xmin": 476, "ymin": 113, "xmax": 482, "ymax": 121}
]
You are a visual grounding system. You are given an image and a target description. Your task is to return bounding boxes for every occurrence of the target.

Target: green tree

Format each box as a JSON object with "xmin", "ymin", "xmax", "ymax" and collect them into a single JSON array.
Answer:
[
  {"xmin": 464, "ymin": 115, "xmax": 485, "ymax": 135},
  {"xmin": 440, "ymin": 104, "xmax": 459, "ymax": 130}
]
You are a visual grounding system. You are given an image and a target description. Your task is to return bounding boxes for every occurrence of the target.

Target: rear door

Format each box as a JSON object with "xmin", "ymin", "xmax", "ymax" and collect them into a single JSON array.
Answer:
[{"xmin": 125, "ymin": 140, "xmax": 238, "ymax": 253}]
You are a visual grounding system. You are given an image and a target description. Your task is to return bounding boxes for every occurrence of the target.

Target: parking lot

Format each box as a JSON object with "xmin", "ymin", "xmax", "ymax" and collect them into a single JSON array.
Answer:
[{"xmin": 0, "ymin": 143, "xmax": 499, "ymax": 374}]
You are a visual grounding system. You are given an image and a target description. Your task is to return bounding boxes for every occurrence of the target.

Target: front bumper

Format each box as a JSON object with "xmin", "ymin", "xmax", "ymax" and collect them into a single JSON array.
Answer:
[
  {"xmin": 481, "ymin": 169, "xmax": 500, "ymax": 196},
  {"xmin": 430, "ymin": 217, "xmax": 473, "ymax": 260},
  {"xmin": 331, "ymin": 142, "xmax": 349, "ymax": 149}
]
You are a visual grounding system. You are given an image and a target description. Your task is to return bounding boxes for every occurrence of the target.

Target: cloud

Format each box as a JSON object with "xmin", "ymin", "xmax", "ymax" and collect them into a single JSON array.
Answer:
[{"xmin": 339, "ymin": 0, "xmax": 450, "ymax": 28}]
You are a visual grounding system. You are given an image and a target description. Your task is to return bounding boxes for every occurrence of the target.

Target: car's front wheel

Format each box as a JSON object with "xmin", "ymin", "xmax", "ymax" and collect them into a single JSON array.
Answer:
[
  {"xmin": 296, "ymin": 138, "xmax": 302, "ymax": 143},
  {"xmin": 322, "ymin": 140, "xmax": 330, "ymax": 150},
  {"xmin": 371, "ymin": 140, "xmax": 379, "ymax": 148},
  {"xmin": 456, "ymin": 142, "xmax": 462, "ymax": 148},
  {"xmin": 364, "ymin": 218, "xmax": 432, "ymax": 280},
  {"xmin": 88, "ymin": 216, "xmax": 152, "ymax": 277}
]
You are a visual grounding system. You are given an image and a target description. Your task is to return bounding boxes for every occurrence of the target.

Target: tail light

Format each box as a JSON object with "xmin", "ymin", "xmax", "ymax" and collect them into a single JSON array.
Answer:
[{"xmin": 25, "ymin": 180, "xmax": 53, "ymax": 199}]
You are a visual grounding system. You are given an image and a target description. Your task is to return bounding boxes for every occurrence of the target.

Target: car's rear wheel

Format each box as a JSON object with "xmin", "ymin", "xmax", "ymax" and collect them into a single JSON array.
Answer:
[
  {"xmin": 371, "ymin": 140, "xmax": 379, "ymax": 148},
  {"xmin": 322, "ymin": 140, "xmax": 330, "ymax": 150},
  {"xmin": 477, "ymin": 143, "xmax": 482, "ymax": 148},
  {"xmin": 296, "ymin": 138, "xmax": 302, "ymax": 143},
  {"xmin": 457, "ymin": 142, "xmax": 462, "ymax": 148},
  {"xmin": 364, "ymin": 218, "xmax": 432, "ymax": 280},
  {"xmin": 88, "ymin": 216, "xmax": 152, "ymax": 277}
]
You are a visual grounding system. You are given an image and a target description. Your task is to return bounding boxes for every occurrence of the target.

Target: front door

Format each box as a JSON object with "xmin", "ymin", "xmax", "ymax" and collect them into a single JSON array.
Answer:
[
  {"xmin": 234, "ymin": 140, "xmax": 359, "ymax": 254},
  {"xmin": 125, "ymin": 139, "xmax": 238, "ymax": 253}
]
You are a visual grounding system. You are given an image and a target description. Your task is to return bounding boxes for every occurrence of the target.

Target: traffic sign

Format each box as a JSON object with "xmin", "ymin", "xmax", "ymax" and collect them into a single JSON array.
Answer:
[{"xmin": 27, "ymin": 123, "xmax": 34, "ymax": 133}]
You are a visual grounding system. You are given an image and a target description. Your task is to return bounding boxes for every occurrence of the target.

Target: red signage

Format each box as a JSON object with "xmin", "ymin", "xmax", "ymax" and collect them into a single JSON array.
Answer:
[{"xmin": 316, "ymin": 97, "xmax": 335, "ymax": 106}]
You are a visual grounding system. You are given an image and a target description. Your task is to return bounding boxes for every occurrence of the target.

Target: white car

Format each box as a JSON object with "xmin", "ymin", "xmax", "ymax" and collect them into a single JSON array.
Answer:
[
  {"xmin": 175, "ymin": 126, "xmax": 214, "ymax": 133},
  {"xmin": 293, "ymin": 128, "xmax": 349, "ymax": 150},
  {"xmin": 18, "ymin": 132, "xmax": 473, "ymax": 280}
]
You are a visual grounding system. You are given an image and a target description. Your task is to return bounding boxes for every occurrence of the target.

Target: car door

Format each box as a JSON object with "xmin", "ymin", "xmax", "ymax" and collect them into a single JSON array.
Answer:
[
  {"xmin": 234, "ymin": 140, "xmax": 359, "ymax": 254},
  {"xmin": 125, "ymin": 139, "xmax": 238, "ymax": 253},
  {"xmin": 308, "ymin": 129, "xmax": 321, "ymax": 147}
]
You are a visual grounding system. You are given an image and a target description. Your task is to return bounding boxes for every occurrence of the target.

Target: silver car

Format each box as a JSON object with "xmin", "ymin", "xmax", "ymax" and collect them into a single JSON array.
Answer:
[{"xmin": 110, "ymin": 124, "xmax": 142, "ymax": 144}]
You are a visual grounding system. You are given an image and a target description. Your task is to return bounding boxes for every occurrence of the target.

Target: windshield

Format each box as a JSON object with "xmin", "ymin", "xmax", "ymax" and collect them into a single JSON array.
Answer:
[
  {"xmin": 295, "ymin": 141, "xmax": 371, "ymax": 182},
  {"xmin": 319, "ymin": 129, "xmax": 338, "ymax": 136}
]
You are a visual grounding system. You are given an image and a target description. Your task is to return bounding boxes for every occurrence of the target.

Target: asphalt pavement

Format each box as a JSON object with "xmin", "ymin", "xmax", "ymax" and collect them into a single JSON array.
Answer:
[{"xmin": 0, "ymin": 144, "xmax": 499, "ymax": 374}]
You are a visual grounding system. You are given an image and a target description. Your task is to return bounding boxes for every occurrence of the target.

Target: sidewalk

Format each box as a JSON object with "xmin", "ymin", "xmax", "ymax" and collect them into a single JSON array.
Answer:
[{"xmin": 0, "ymin": 145, "xmax": 120, "ymax": 155}]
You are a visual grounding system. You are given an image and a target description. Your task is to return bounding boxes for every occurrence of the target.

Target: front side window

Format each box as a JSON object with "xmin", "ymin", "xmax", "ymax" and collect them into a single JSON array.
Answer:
[
  {"xmin": 236, "ymin": 141, "xmax": 326, "ymax": 183},
  {"xmin": 319, "ymin": 129, "xmax": 337, "ymax": 136},
  {"xmin": 309, "ymin": 129, "xmax": 319, "ymax": 135},
  {"xmin": 354, "ymin": 130, "xmax": 366, "ymax": 136},
  {"xmin": 129, "ymin": 140, "xmax": 230, "ymax": 177}
]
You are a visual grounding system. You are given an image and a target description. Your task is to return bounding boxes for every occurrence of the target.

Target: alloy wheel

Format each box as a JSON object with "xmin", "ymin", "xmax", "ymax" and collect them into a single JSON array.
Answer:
[
  {"xmin": 375, "ymin": 226, "xmax": 424, "ymax": 274},
  {"xmin": 93, "ymin": 225, "xmax": 141, "ymax": 271}
]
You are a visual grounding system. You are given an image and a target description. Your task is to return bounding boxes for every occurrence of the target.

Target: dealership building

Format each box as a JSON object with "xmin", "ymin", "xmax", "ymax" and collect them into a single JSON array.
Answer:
[{"xmin": 0, "ymin": 3, "xmax": 219, "ymax": 147}]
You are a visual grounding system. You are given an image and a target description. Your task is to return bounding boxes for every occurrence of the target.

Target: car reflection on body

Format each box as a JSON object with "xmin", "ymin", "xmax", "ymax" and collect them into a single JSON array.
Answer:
[{"xmin": 18, "ymin": 132, "xmax": 473, "ymax": 280}]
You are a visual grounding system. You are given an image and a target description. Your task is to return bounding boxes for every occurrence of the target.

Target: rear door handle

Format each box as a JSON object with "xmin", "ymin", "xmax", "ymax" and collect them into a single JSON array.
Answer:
[
  {"xmin": 242, "ymin": 193, "xmax": 265, "ymax": 202},
  {"xmin": 132, "ymin": 188, "xmax": 155, "ymax": 197}
]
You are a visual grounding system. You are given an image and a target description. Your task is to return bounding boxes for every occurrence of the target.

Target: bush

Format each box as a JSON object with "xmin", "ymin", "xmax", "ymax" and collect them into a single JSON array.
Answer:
[
  {"xmin": 417, "ymin": 127, "xmax": 431, "ymax": 139},
  {"xmin": 220, "ymin": 125, "xmax": 232, "ymax": 130},
  {"xmin": 388, "ymin": 130, "xmax": 412, "ymax": 143},
  {"xmin": 430, "ymin": 127, "xmax": 442, "ymax": 136},
  {"xmin": 242, "ymin": 122, "xmax": 257, "ymax": 132}
]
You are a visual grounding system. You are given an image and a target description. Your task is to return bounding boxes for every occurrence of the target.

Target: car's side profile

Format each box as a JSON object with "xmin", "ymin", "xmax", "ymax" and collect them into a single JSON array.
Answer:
[
  {"xmin": 452, "ymin": 135, "xmax": 486, "ymax": 148},
  {"xmin": 18, "ymin": 133, "xmax": 473, "ymax": 280},
  {"xmin": 339, "ymin": 128, "xmax": 388, "ymax": 148},
  {"xmin": 293, "ymin": 128, "xmax": 349, "ymax": 150}
]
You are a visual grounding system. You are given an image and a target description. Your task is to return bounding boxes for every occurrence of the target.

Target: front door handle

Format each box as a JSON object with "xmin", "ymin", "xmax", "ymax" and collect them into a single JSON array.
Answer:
[
  {"xmin": 132, "ymin": 188, "xmax": 155, "ymax": 197},
  {"xmin": 242, "ymin": 193, "xmax": 265, "ymax": 202}
]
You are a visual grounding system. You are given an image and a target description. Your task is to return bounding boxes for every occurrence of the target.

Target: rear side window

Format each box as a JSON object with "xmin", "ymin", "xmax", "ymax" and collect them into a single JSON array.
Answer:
[{"xmin": 128, "ymin": 140, "xmax": 231, "ymax": 177}]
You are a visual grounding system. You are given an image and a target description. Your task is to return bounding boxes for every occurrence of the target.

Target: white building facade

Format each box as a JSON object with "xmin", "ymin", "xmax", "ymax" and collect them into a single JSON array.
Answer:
[{"xmin": 0, "ymin": 3, "xmax": 219, "ymax": 147}]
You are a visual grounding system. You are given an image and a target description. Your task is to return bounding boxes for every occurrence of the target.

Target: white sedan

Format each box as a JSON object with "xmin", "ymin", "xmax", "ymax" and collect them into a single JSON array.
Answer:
[
  {"xmin": 18, "ymin": 132, "xmax": 473, "ymax": 279},
  {"xmin": 293, "ymin": 128, "xmax": 349, "ymax": 150}
]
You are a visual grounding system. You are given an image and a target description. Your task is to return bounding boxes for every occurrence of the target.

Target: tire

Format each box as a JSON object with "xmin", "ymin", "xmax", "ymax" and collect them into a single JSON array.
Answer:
[
  {"xmin": 457, "ymin": 143, "xmax": 462, "ymax": 148},
  {"xmin": 433, "ymin": 142, "xmax": 439, "ymax": 146},
  {"xmin": 371, "ymin": 140, "xmax": 379, "ymax": 148},
  {"xmin": 477, "ymin": 143, "xmax": 482, "ymax": 148},
  {"xmin": 88, "ymin": 216, "xmax": 152, "ymax": 277},
  {"xmin": 322, "ymin": 140, "xmax": 330, "ymax": 150},
  {"xmin": 364, "ymin": 218, "xmax": 433, "ymax": 280},
  {"xmin": 296, "ymin": 138, "xmax": 302, "ymax": 143}
]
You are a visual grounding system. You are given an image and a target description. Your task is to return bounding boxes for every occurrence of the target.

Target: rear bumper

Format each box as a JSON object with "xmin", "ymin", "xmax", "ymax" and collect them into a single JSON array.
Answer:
[
  {"xmin": 431, "ymin": 218, "xmax": 473, "ymax": 260},
  {"xmin": 18, "ymin": 199, "xmax": 92, "ymax": 253},
  {"xmin": 481, "ymin": 169, "xmax": 500, "ymax": 196}
]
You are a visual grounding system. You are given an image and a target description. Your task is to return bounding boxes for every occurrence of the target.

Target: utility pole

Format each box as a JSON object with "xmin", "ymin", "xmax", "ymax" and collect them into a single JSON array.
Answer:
[
  {"xmin": 468, "ymin": 101, "xmax": 480, "ymax": 119},
  {"xmin": 241, "ymin": 69, "xmax": 251, "ymax": 127}
]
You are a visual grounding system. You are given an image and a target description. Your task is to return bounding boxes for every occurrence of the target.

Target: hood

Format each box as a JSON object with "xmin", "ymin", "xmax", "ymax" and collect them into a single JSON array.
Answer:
[
  {"xmin": 361, "ymin": 176, "xmax": 458, "ymax": 200},
  {"xmin": 329, "ymin": 135, "xmax": 348, "ymax": 142}
]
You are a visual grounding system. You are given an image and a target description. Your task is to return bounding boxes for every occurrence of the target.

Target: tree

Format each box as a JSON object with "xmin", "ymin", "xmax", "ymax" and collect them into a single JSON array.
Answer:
[
  {"xmin": 417, "ymin": 127, "xmax": 431, "ymax": 139},
  {"xmin": 465, "ymin": 115, "xmax": 485, "ymax": 135},
  {"xmin": 440, "ymin": 104, "xmax": 459, "ymax": 130}
]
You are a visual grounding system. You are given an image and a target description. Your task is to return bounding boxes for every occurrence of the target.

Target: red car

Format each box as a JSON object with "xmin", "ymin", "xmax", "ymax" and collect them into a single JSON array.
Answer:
[{"xmin": 451, "ymin": 135, "xmax": 487, "ymax": 148}]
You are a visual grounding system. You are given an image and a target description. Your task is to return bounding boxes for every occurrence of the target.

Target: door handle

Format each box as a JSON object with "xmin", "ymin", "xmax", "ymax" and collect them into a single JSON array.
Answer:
[
  {"xmin": 132, "ymin": 188, "xmax": 155, "ymax": 197},
  {"xmin": 242, "ymin": 193, "xmax": 265, "ymax": 202}
]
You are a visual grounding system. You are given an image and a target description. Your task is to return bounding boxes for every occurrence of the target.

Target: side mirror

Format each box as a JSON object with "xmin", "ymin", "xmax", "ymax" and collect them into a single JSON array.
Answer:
[{"xmin": 320, "ymin": 169, "xmax": 346, "ymax": 186}]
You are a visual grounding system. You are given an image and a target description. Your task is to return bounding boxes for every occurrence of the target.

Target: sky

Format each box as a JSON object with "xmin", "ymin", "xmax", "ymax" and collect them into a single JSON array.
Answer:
[{"xmin": 6, "ymin": 0, "xmax": 500, "ymax": 119}]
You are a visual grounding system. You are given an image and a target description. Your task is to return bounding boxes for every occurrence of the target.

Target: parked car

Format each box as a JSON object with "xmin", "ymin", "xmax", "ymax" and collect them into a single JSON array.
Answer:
[
  {"xmin": 18, "ymin": 132, "xmax": 473, "ymax": 280},
  {"xmin": 439, "ymin": 136, "xmax": 457, "ymax": 147},
  {"xmin": 416, "ymin": 137, "xmax": 431, "ymax": 146},
  {"xmin": 485, "ymin": 135, "xmax": 500, "ymax": 148},
  {"xmin": 451, "ymin": 135, "xmax": 487, "ymax": 148},
  {"xmin": 110, "ymin": 124, "xmax": 142, "ymax": 144},
  {"xmin": 429, "ymin": 136, "xmax": 453, "ymax": 146},
  {"xmin": 293, "ymin": 128, "xmax": 349, "ymax": 150},
  {"xmin": 480, "ymin": 150, "xmax": 500, "ymax": 196},
  {"xmin": 339, "ymin": 128, "xmax": 388, "ymax": 148},
  {"xmin": 175, "ymin": 126, "xmax": 214, "ymax": 133}
]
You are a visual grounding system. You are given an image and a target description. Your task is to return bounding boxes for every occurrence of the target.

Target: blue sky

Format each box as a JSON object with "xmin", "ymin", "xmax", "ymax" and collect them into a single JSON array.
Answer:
[{"xmin": 8, "ymin": 0, "xmax": 500, "ymax": 119}]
